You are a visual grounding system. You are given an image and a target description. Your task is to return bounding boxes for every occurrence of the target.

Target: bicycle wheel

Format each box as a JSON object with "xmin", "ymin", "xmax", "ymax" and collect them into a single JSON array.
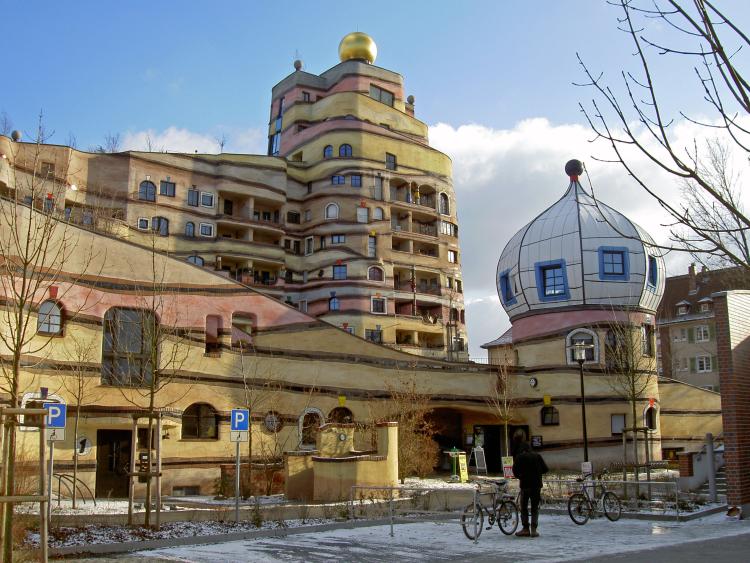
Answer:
[
  {"xmin": 461, "ymin": 502, "xmax": 484, "ymax": 540},
  {"xmin": 495, "ymin": 499, "xmax": 519, "ymax": 535},
  {"xmin": 568, "ymin": 493, "xmax": 591, "ymax": 525},
  {"xmin": 602, "ymin": 491, "xmax": 622, "ymax": 522}
]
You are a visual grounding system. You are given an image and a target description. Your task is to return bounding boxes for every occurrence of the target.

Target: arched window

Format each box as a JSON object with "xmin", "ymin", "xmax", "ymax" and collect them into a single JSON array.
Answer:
[
  {"xmin": 566, "ymin": 329, "xmax": 598, "ymax": 364},
  {"xmin": 185, "ymin": 222, "xmax": 195, "ymax": 237},
  {"xmin": 644, "ymin": 405, "xmax": 658, "ymax": 431},
  {"xmin": 323, "ymin": 145, "xmax": 333, "ymax": 159},
  {"xmin": 328, "ymin": 407, "xmax": 353, "ymax": 423},
  {"xmin": 541, "ymin": 406, "xmax": 559, "ymax": 426},
  {"xmin": 368, "ymin": 266, "xmax": 384, "ymax": 281},
  {"xmin": 329, "ymin": 297, "xmax": 340, "ymax": 311},
  {"xmin": 299, "ymin": 408, "xmax": 324, "ymax": 449},
  {"xmin": 102, "ymin": 308, "xmax": 156, "ymax": 386},
  {"xmin": 263, "ymin": 410, "xmax": 282, "ymax": 433},
  {"xmin": 339, "ymin": 144, "xmax": 352, "ymax": 157},
  {"xmin": 439, "ymin": 193, "xmax": 450, "ymax": 215},
  {"xmin": 182, "ymin": 403, "xmax": 218, "ymax": 439},
  {"xmin": 152, "ymin": 216, "xmax": 169, "ymax": 236},
  {"xmin": 325, "ymin": 203, "xmax": 339, "ymax": 220},
  {"xmin": 373, "ymin": 207, "xmax": 384, "ymax": 220},
  {"xmin": 37, "ymin": 301, "xmax": 62, "ymax": 335},
  {"xmin": 138, "ymin": 181, "xmax": 156, "ymax": 202},
  {"xmin": 186, "ymin": 255, "xmax": 204, "ymax": 266}
]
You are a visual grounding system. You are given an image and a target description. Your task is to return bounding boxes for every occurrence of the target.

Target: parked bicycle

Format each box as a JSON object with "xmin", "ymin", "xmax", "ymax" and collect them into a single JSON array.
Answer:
[
  {"xmin": 461, "ymin": 478, "xmax": 519, "ymax": 539},
  {"xmin": 567, "ymin": 470, "xmax": 622, "ymax": 525}
]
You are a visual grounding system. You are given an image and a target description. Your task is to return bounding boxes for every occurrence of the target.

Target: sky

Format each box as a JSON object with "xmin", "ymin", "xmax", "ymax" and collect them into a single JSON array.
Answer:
[{"xmin": 3, "ymin": 0, "xmax": 750, "ymax": 357}]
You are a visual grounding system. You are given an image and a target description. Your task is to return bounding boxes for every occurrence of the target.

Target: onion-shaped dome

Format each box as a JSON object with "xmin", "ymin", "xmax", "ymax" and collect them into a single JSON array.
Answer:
[
  {"xmin": 496, "ymin": 160, "xmax": 665, "ymax": 321},
  {"xmin": 338, "ymin": 32, "xmax": 377, "ymax": 64}
]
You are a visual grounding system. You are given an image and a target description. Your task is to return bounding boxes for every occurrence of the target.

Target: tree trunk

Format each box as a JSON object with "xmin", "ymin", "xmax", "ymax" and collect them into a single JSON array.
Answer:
[
  {"xmin": 1, "ymin": 355, "xmax": 21, "ymax": 563},
  {"xmin": 72, "ymin": 406, "xmax": 80, "ymax": 509},
  {"xmin": 144, "ymin": 415, "xmax": 153, "ymax": 528},
  {"xmin": 503, "ymin": 421, "xmax": 510, "ymax": 457}
]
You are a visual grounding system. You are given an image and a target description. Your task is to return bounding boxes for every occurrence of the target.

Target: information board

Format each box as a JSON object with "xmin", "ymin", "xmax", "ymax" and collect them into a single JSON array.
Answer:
[
  {"xmin": 458, "ymin": 453, "xmax": 469, "ymax": 483},
  {"xmin": 471, "ymin": 446, "xmax": 488, "ymax": 475},
  {"xmin": 502, "ymin": 456, "xmax": 514, "ymax": 479}
]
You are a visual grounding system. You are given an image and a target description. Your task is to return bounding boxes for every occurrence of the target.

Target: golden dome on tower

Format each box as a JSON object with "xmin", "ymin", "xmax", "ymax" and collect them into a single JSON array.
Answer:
[{"xmin": 338, "ymin": 32, "xmax": 377, "ymax": 64}]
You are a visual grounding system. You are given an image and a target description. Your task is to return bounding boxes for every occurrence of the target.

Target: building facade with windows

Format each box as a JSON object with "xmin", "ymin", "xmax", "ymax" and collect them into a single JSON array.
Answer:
[
  {"xmin": 1, "ymin": 32, "xmax": 466, "ymax": 361},
  {"xmin": 482, "ymin": 160, "xmax": 722, "ymax": 466},
  {"xmin": 656, "ymin": 264, "xmax": 750, "ymax": 391}
]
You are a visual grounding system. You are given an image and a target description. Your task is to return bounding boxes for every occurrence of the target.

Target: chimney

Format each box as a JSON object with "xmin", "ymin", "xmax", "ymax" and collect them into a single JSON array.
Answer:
[{"xmin": 688, "ymin": 263, "xmax": 697, "ymax": 293}]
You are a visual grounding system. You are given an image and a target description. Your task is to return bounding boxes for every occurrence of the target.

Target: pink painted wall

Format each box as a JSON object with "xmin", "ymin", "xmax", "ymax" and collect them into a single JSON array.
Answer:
[{"xmin": 511, "ymin": 309, "xmax": 653, "ymax": 343}]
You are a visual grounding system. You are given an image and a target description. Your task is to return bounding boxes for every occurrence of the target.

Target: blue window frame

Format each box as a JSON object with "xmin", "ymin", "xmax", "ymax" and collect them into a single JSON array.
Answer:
[
  {"xmin": 339, "ymin": 144, "xmax": 352, "ymax": 157},
  {"xmin": 534, "ymin": 259, "xmax": 570, "ymax": 302},
  {"xmin": 331, "ymin": 175, "xmax": 345, "ymax": 185},
  {"xmin": 351, "ymin": 175, "xmax": 362, "ymax": 187},
  {"xmin": 498, "ymin": 269, "xmax": 517, "ymax": 306},
  {"xmin": 329, "ymin": 297, "xmax": 340, "ymax": 311},
  {"xmin": 598, "ymin": 246, "xmax": 630, "ymax": 281},
  {"xmin": 333, "ymin": 265, "xmax": 347, "ymax": 280},
  {"xmin": 647, "ymin": 255, "xmax": 658, "ymax": 287},
  {"xmin": 323, "ymin": 145, "xmax": 333, "ymax": 159}
]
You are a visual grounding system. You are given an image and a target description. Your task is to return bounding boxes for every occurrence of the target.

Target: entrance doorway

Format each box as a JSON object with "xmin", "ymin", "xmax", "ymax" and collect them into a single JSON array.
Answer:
[
  {"xmin": 95, "ymin": 430, "xmax": 131, "ymax": 498},
  {"xmin": 473, "ymin": 424, "xmax": 529, "ymax": 472}
]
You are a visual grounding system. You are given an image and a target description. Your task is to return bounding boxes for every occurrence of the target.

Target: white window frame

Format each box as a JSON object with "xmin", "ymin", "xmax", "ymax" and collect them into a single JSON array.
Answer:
[
  {"xmin": 199, "ymin": 223, "xmax": 214, "ymax": 237},
  {"xmin": 137, "ymin": 217, "xmax": 149, "ymax": 230},
  {"xmin": 696, "ymin": 355, "xmax": 712, "ymax": 373},
  {"xmin": 696, "ymin": 324, "xmax": 710, "ymax": 342},
  {"xmin": 325, "ymin": 203, "xmax": 339, "ymax": 220},
  {"xmin": 677, "ymin": 305, "xmax": 688, "ymax": 316},
  {"xmin": 700, "ymin": 302, "xmax": 711, "ymax": 312},
  {"xmin": 297, "ymin": 407, "xmax": 324, "ymax": 450},
  {"xmin": 448, "ymin": 250, "xmax": 457, "ymax": 263},
  {"xmin": 200, "ymin": 192, "xmax": 215, "ymax": 208},
  {"xmin": 304, "ymin": 237, "xmax": 314, "ymax": 256},
  {"xmin": 565, "ymin": 328, "xmax": 599, "ymax": 365},
  {"xmin": 371, "ymin": 296, "xmax": 387, "ymax": 315}
]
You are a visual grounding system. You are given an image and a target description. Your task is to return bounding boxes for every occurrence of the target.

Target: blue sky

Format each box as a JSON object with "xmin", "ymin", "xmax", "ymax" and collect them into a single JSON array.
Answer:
[{"xmin": 4, "ymin": 1, "xmax": 750, "ymax": 356}]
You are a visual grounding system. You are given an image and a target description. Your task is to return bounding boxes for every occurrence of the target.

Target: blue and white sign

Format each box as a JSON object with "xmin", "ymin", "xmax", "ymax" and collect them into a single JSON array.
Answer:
[
  {"xmin": 44, "ymin": 403, "xmax": 66, "ymax": 441},
  {"xmin": 230, "ymin": 409, "xmax": 249, "ymax": 442}
]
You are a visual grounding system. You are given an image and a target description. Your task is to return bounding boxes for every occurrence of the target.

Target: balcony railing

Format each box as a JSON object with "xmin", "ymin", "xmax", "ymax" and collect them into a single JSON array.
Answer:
[
  {"xmin": 390, "ymin": 192, "xmax": 436, "ymax": 210},
  {"xmin": 394, "ymin": 281, "xmax": 442, "ymax": 296}
]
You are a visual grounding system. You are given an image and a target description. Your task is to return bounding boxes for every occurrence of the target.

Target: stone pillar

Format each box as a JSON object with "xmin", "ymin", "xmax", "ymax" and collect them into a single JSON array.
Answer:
[{"xmin": 714, "ymin": 291, "xmax": 750, "ymax": 513}]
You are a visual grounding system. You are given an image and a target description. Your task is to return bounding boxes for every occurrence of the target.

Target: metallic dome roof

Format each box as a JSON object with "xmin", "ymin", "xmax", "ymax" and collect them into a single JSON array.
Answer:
[{"xmin": 496, "ymin": 175, "xmax": 665, "ymax": 320}]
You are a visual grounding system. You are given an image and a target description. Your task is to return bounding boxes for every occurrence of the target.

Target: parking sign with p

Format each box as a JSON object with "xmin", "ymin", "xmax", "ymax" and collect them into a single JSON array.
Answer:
[
  {"xmin": 230, "ymin": 408, "xmax": 249, "ymax": 442},
  {"xmin": 44, "ymin": 403, "xmax": 66, "ymax": 442}
]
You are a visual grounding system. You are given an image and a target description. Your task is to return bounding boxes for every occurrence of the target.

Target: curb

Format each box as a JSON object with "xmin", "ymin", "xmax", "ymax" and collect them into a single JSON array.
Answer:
[{"xmin": 50, "ymin": 504, "xmax": 728, "ymax": 557}]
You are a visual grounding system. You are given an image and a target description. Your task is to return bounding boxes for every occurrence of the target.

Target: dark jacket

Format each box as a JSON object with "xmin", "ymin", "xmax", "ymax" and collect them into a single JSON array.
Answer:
[{"xmin": 512, "ymin": 443, "xmax": 549, "ymax": 490}]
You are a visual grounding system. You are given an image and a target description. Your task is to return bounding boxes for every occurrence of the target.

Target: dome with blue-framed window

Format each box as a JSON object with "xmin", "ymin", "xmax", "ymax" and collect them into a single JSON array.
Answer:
[{"xmin": 496, "ymin": 160, "xmax": 665, "ymax": 321}]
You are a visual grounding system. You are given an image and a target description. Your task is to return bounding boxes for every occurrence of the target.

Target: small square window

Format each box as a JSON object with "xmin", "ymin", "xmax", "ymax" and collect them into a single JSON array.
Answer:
[
  {"xmin": 331, "ymin": 234, "xmax": 346, "ymax": 244},
  {"xmin": 371, "ymin": 297, "xmax": 386, "ymax": 314},
  {"xmin": 696, "ymin": 325, "xmax": 710, "ymax": 342},
  {"xmin": 302, "ymin": 91, "xmax": 310, "ymax": 102},
  {"xmin": 331, "ymin": 175, "xmax": 345, "ymax": 185},
  {"xmin": 365, "ymin": 329, "xmax": 383, "ymax": 343},
  {"xmin": 160, "ymin": 181, "xmax": 176, "ymax": 197},
  {"xmin": 541, "ymin": 406, "xmax": 559, "ymax": 426},
  {"xmin": 611, "ymin": 414, "xmax": 626, "ymax": 435},
  {"xmin": 696, "ymin": 355, "xmax": 712, "ymax": 372},
  {"xmin": 351, "ymin": 175, "xmax": 362, "ymax": 187},
  {"xmin": 448, "ymin": 250, "xmax": 458, "ymax": 264},
  {"xmin": 199, "ymin": 223, "xmax": 214, "ymax": 237},
  {"xmin": 598, "ymin": 247, "xmax": 629, "ymax": 280},
  {"xmin": 700, "ymin": 302, "xmax": 711, "ymax": 312},
  {"xmin": 333, "ymin": 265, "xmax": 347, "ymax": 280},
  {"xmin": 137, "ymin": 218, "xmax": 149, "ymax": 230},
  {"xmin": 187, "ymin": 189, "xmax": 199, "ymax": 206},
  {"xmin": 200, "ymin": 192, "xmax": 214, "ymax": 207},
  {"xmin": 385, "ymin": 153, "xmax": 397, "ymax": 170},
  {"xmin": 535, "ymin": 259, "xmax": 569, "ymax": 301},
  {"xmin": 677, "ymin": 305, "xmax": 688, "ymax": 316}
]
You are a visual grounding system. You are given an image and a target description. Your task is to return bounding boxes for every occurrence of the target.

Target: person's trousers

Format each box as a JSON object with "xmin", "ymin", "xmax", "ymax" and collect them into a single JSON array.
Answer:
[{"xmin": 519, "ymin": 487, "xmax": 541, "ymax": 528}]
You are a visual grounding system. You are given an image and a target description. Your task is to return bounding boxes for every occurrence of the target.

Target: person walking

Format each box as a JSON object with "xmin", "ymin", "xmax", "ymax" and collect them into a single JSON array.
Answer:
[{"xmin": 512, "ymin": 439, "xmax": 548, "ymax": 538}]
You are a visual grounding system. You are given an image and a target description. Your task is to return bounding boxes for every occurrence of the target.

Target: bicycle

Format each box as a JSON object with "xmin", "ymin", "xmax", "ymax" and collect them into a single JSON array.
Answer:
[
  {"xmin": 567, "ymin": 470, "xmax": 622, "ymax": 525},
  {"xmin": 460, "ymin": 478, "xmax": 519, "ymax": 539}
]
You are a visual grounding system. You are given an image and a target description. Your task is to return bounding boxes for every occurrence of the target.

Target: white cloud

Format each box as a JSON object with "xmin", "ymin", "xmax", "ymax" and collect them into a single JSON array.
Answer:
[
  {"xmin": 429, "ymin": 117, "xmax": 750, "ymax": 357},
  {"xmin": 121, "ymin": 126, "xmax": 266, "ymax": 155}
]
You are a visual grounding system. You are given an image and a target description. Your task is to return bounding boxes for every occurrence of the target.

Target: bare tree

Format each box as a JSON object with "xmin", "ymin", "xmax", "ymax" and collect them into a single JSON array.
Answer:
[
  {"xmin": 112, "ymin": 233, "xmax": 192, "ymax": 528},
  {"xmin": 0, "ymin": 116, "xmax": 99, "ymax": 561},
  {"xmin": 382, "ymin": 372, "xmax": 439, "ymax": 482},
  {"xmin": 577, "ymin": 0, "xmax": 750, "ymax": 271},
  {"xmin": 0, "ymin": 112, "xmax": 12, "ymax": 137},
  {"xmin": 93, "ymin": 132, "xmax": 121, "ymax": 154},
  {"xmin": 60, "ymin": 334, "xmax": 102, "ymax": 509},
  {"xmin": 603, "ymin": 311, "xmax": 657, "ymax": 481},
  {"xmin": 216, "ymin": 134, "xmax": 227, "ymax": 153},
  {"xmin": 486, "ymin": 363, "xmax": 518, "ymax": 457}
]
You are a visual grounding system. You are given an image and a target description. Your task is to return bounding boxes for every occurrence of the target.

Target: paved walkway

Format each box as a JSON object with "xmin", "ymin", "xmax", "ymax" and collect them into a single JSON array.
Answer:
[{"xmin": 123, "ymin": 513, "xmax": 749, "ymax": 562}]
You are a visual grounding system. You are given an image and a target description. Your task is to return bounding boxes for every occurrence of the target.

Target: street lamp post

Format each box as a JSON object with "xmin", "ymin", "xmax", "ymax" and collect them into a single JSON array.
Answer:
[{"xmin": 574, "ymin": 342, "xmax": 590, "ymax": 463}]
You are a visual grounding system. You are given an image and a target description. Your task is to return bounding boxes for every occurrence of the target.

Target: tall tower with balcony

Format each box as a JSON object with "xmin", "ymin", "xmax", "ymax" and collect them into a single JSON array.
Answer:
[{"xmin": 269, "ymin": 33, "xmax": 467, "ymax": 360}]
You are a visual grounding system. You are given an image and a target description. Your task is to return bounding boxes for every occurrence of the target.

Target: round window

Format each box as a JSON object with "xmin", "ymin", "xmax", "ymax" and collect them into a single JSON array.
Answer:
[{"xmin": 264, "ymin": 411, "xmax": 282, "ymax": 433}]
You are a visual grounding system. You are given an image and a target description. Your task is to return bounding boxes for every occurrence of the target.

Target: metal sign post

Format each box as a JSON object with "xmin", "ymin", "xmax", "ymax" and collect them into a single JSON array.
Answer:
[
  {"xmin": 230, "ymin": 409, "xmax": 250, "ymax": 522},
  {"xmin": 44, "ymin": 403, "xmax": 66, "ymax": 523}
]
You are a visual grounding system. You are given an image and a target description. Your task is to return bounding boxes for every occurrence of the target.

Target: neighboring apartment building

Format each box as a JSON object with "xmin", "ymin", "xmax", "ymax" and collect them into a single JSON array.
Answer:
[
  {"xmin": 1, "ymin": 32, "xmax": 467, "ymax": 361},
  {"xmin": 657, "ymin": 264, "xmax": 750, "ymax": 391}
]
